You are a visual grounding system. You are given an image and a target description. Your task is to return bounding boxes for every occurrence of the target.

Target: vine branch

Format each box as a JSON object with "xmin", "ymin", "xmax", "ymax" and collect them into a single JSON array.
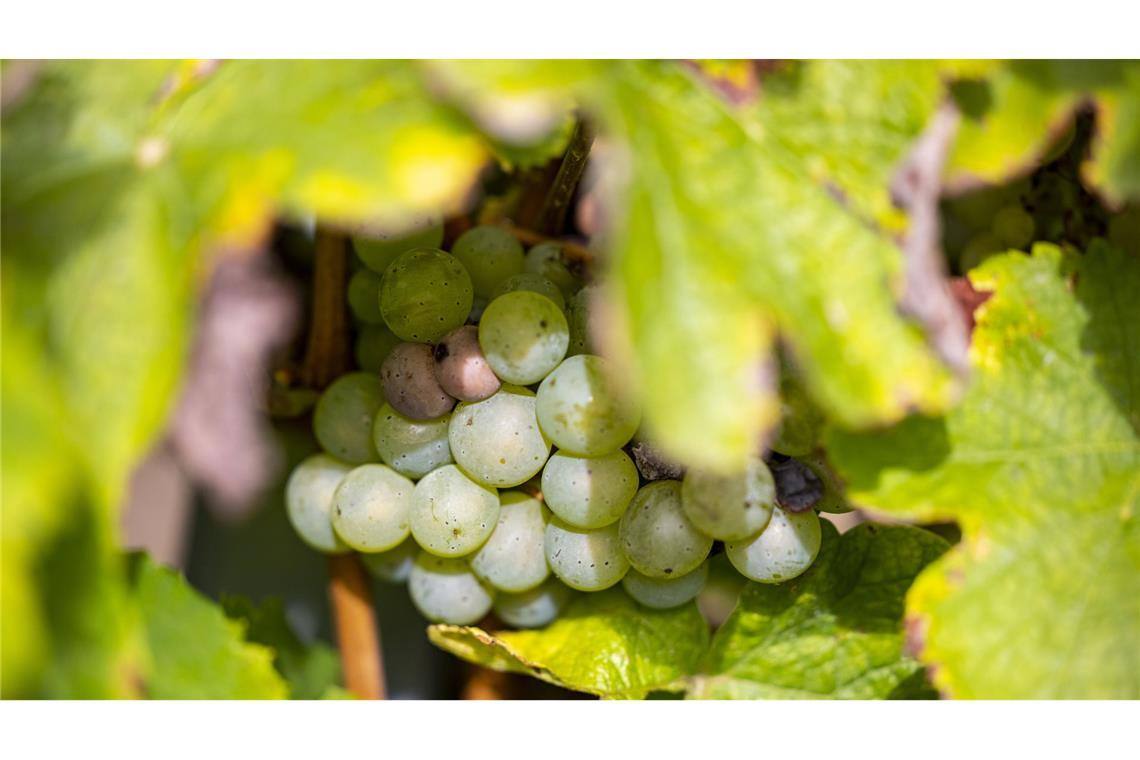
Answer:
[{"xmin": 536, "ymin": 121, "xmax": 594, "ymax": 235}]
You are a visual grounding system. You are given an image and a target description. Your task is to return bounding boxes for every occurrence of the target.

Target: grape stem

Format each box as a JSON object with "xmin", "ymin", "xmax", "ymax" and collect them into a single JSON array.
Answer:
[
  {"xmin": 299, "ymin": 227, "xmax": 386, "ymax": 699},
  {"xmin": 536, "ymin": 121, "xmax": 594, "ymax": 235}
]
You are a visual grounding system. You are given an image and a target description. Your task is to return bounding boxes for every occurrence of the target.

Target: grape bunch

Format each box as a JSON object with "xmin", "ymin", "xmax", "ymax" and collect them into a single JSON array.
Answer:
[{"xmin": 287, "ymin": 217, "xmax": 843, "ymax": 628}]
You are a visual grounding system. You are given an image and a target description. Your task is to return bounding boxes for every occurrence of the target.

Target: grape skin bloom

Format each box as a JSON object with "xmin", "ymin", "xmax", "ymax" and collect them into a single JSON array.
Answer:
[
  {"xmin": 494, "ymin": 578, "xmax": 574, "ymax": 629},
  {"xmin": 536, "ymin": 354, "xmax": 640, "ymax": 456},
  {"xmin": 620, "ymin": 480, "xmax": 713, "ymax": 579},
  {"xmin": 469, "ymin": 491, "xmax": 550, "ymax": 593},
  {"xmin": 681, "ymin": 456, "xmax": 776, "ymax": 541},
  {"xmin": 478, "ymin": 291, "xmax": 569, "ymax": 385},
  {"xmin": 372, "ymin": 403, "xmax": 452, "ymax": 479},
  {"xmin": 379, "ymin": 248, "xmax": 473, "ymax": 343},
  {"xmin": 285, "ymin": 454, "xmax": 352, "ymax": 554},
  {"xmin": 312, "ymin": 372, "xmax": 385, "ymax": 464},
  {"xmin": 725, "ymin": 506, "xmax": 821, "ymax": 583},
  {"xmin": 449, "ymin": 385, "xmax": 551, "ymax": 488},
  {"xmin": 331, "ymin": 463, "xmax": 414, "ymax": 552},
  {"xmin": 544, "ymin": 516, "xmax": 629, "ymax": 591},
  {"xmin": 541, "ymin": 450, "xmax": 639, "ymax": 529},
  {"xmin": 622, "ymin": 562, "xmax": 708, "ymax": 610},
  {"xmin": 408, "ymin": 552, "xmax": 495, "ymax": 625},
  {"xmin": 410, "ymin": 464, "xmax": 500, "ymax": 557}
]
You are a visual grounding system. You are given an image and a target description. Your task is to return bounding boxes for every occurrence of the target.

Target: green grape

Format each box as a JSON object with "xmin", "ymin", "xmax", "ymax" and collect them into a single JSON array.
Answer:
[
  {"xmin": 491, "ymin": 272, "xmax": 566, "ymax": 311},
  {"xmin": 331, "ymin": 464, "xmax": 414, "ymax": 552},
  {"xmin": 355, "ymin": 323, "xmax": 400, "ymax": 372},
  {"xmin": 312, "ymin": 372, "xmax": 384, "ymax": 464},
  {"xmin": 451, "ymin": 224, "xmax": 525, "ymax": 297},
  {"xmin": 371, "ymin": 403, "xmax": 452, "ymax": 479},
  {"xmin": 622, "ymin": 561, "xmax": 708, "ymax": 610},
  {"xmin": 540, "ymin": 450, "xmax": 639, "ymax": 529},
  {"xmin": 478, "ymin": 291, "xmax": 569, "ymax": 385},
  {"xmin": 725, "ymin": 506, "xmax": 821, "ymax": 583},
  {"xmin": 347, "ymin": 269, "xmax": 385, "ymax": 324},
  {"xmin": 619, "ymin": 480, "xmax": 713, "ymax": 579},
  {"xmin": 565, "ymin": 285, "xmax": 595, "ymax": 356},
  {"xmin": 525, "ymin": 241, "xmax": 581, "ymax": 301},
  {"xmin": 681, "ymin": 456, "xmax": 775, "ymax": 541},
  {"xmin": 536, "ymin": 355, "xmax": 641, "ymax": 457},
  {"xmin": 544, "ymin": 517, "xmax": 629, "ymax": 591},
  {"xmin": 360, "ymin": 537, "xmax": 418, "ymax": 583},
  {"xmin": 494, "ymin": 578, "xmax": 574, "ymax": 628},
  {"xmin": 408, "ymin": 552, "xmax": 495, "ymax": 624},
  {"xmin": 469, "ymin": 491, "xmax": 550, "ymax": 592},
  {"xmin": 353, "ymin": 213, "xmax": 444, "ymax": 274},
  {"xmin": 285, "ymin": 454, "xmax": 352, "ymax": 554},
  {"xmin": 410, "ymin": 464, "xmax": 499, "ymax": 557},
  {"xmin": 448, "ymin": 385, "xmax": 551, "ymax": 488},
  {"xmin": 379, "ymin": 248, "xmax": 473, "ymax": 343},
  {"xmin": 991, "ymin": 204, "xmax": 1035, "ymax": 249}
]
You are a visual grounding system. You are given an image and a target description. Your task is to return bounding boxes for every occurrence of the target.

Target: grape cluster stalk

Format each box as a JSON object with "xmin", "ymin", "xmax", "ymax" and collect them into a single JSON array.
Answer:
[{"xmin": 288, "ymin": 219, "xmax": 842, "ymax": 629}]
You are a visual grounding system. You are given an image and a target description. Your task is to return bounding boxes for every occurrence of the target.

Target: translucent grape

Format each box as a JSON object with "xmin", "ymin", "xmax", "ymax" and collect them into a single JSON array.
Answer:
[
  {"xmin": 492, "ymin": 272, "xmax": 566, "ymax": 311},
  {"xmin": 619, "ymin": 480, "xmax": 712, "ymax": 579},
  {"xmin": 360, "ymin": 537, "xmax": 418, "ymax": 583},
  {"xmin": 371, "ymin": 403, "xmax": 452, "ymax": 479},
  {"xmin": 408, "ymin": 552, "xmax": 495, "ymax": 624},
  {"xmin": 544, "ymin": 517, "xmax": 629, "ymax": 591},
  {"xmin": 347, "ymin": 269, "xmax": 385, "ymax": 324},
  {"xmin": 536, "ymin": 355, "xmax": 640, "ymax": 456},
  {"xmin": 331, "ymin": 464, "xmax": 414, "ymax": 552},
  {"xmin": 451, "ymin": 225, "xmax": 525, "ymax": 298},
  {"xmin": 380, "ymin": 342, "xmax": 456, "ymax": 420},
  {"xmin": 681, "ymin": 456, "xmax": 775, "ymax": 541},
  {"xmin": 448, "ymin": 385, "xmax": 551, "ymax": 488},
  {"xmin": 565, "ymin": 285, "xmax": 595, "ymax": 356},
  {"xmin": 285, "ymin": 454, "xmax": 352, "ymax": 554},
  {"xmin": 494, "ymin": 578, "xmax": 574, "ymax": 628},
  {"xmin": 353, "ymin": 213, "xmax": 444, "ymax": 274},
  {"xmin": 410, "ymin": 464, "xmax": 499, "ymax": 557},
  {"xmin": 478, "ymin": 291, "xmax": 569, "ymax": 385},
  {"xmin": 469, "ymin": 491, "xmax": 550, "ymax": 592},
  {"xmin": 355, "ymin": 323, "xmax": 400, "ymax": 372},
  {"xmin": 541, "ymin": 450, "xmax": 638, "ymax": 529},
  {"xmin": 725, "ymin": 506, "xmax": 821, "ymax": 583},
  {"xmin": 312, "ymin": 372, "xmax": 384, "ymax": 464},
  {"xmin": 525, "ymin": 241, "xmax": 581, "ymax": 301},
  {"xmin": 432, "ymin": 325, "xmax": 500, "ymax": 402},
  {"xmin": 622, "ymin": 562, "xmax": 708, "ymax": 610},
  {"xmin": 379, "ymin": 248, "xmax": 472, "ymax": 342}
]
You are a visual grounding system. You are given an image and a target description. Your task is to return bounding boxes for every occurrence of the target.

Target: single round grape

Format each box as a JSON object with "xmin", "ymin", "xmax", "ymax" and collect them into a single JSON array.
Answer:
[
  {"xmin": 492, "ymin": 272, "xmax": 566, "ymax": 311},
  {"xmin": 371, "ymin": 403, "xmax": 452, "ymax": 479},
  {"xmin": 478, "ymin": 291, "xmax": 569, "ymax": 385},
  {"xmin": 451, "ymin": 225, "xmax": 525, "ymax": 298},
  {"xmin": 494, "ymin": 578, "xmax": 574, "ymax": 629},
  {"xmin": 622, "ymin": 562, "xmax": 708, "ymax": 610},
  {"xmin": 330, "ymin": 464, "xmax": 414, "ymax": 552},
  {"xmin": 432, "ymin": 325, "xmax": 501, "ymax": 402},
  {"xmin": 360, "ymin": 537, "xmax": 418, "ymax": 583},
  {"xmin": 725, "ymin": 506, "xmax": 821, "ymax": 584},
  {"xmin": 565, "ymin": 285, "xmax": 595, "ymax": 356},
  {"xmin": 410, "ymin": 464, "xmax": 499, "ymax": 557},
  {"xmin": 381, "ymin": 342, "xmax": 456, "ymax": 420},
  {"xmin": 448, "ymin": 385, "xmax": 551, "ymax": 488},
  {"xmin": 541, "ymin": 450, "xmax": 639, "ymax": 529},
  {"xmin": 620, "ymin": 480, "xmax": 713, "ymax": 579},
  {"xmin": 353, "ymin": 213, "xmax": 444, "ymax": 274},
  {"xmin": 536, "ymin": 355, "xmax": 641, "ymax": 456},
  {"xmin": 379, "ymin": 248, "xmax": 473, "ymax": 343},
  {"xmin": 285, "ymin": 454, "xmax": 352, "ymax": 554},
  {"xmin": 408, "ymin": 552, "xmax": 495, "ymax": 624},
  {"xmin": 312, "ymin": 372, "xmax": 384, "ymax": 464},
  {"xmin": 469, "ymin": 491, "xmax": 550, "ymax": 593},
  {"xmin": 347, "ymin": 269, "xmax": 385, "ymax": 324},
  {"xmin": 681, "ymin": 456, "xmax": 775, "ymax": 541},
  {"xmin": 544, "ymin": 517, "xmax": 629, "ymax": 591},
  {"xmin": 525, "ymin": 241, "xmax": 581, "ymax": 301},
  {"xmin": 991, "ymin": 203, "xmax": 1035, "ymax": 249},
  {"xmin": 355, "ymin": 323, "xmax": 401, "ymax": 372}
]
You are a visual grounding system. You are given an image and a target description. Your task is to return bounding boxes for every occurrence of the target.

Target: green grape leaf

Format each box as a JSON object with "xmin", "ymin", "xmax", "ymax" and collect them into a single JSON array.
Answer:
[
  {"xmin": 131, "ymin": 557, "xmax": 288, "ymax": 699},
  {"xmin": 691, "ymin": 522, "xmax": 949, "ymax": 699},
  {"xmin": 428, "ymin": 588, "xmax": 710, "ymax": 699},
  {"xmin": 828, "ymin": 243, "xmax": 1140, "ymax": 698},
  {"xmin": 221, "ymin": 595, "xmax": 345, "ymax": 700}
]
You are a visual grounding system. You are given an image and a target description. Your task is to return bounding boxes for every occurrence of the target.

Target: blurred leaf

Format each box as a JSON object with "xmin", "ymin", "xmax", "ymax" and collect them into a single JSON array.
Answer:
[
  {"xmin": 429, "ymin": 588, "xmax": 710, "ymax": 699},
  {"xmin": 828, "ymin": 244, "xmax": 1140, "ymax": 698},
  {"xmin": 692, "ymin": 523, "xmax": 948, "ymax": 699},
  {"xmin": 132, "ymin": 557, "xmax": 288, "ymax": 699}
]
